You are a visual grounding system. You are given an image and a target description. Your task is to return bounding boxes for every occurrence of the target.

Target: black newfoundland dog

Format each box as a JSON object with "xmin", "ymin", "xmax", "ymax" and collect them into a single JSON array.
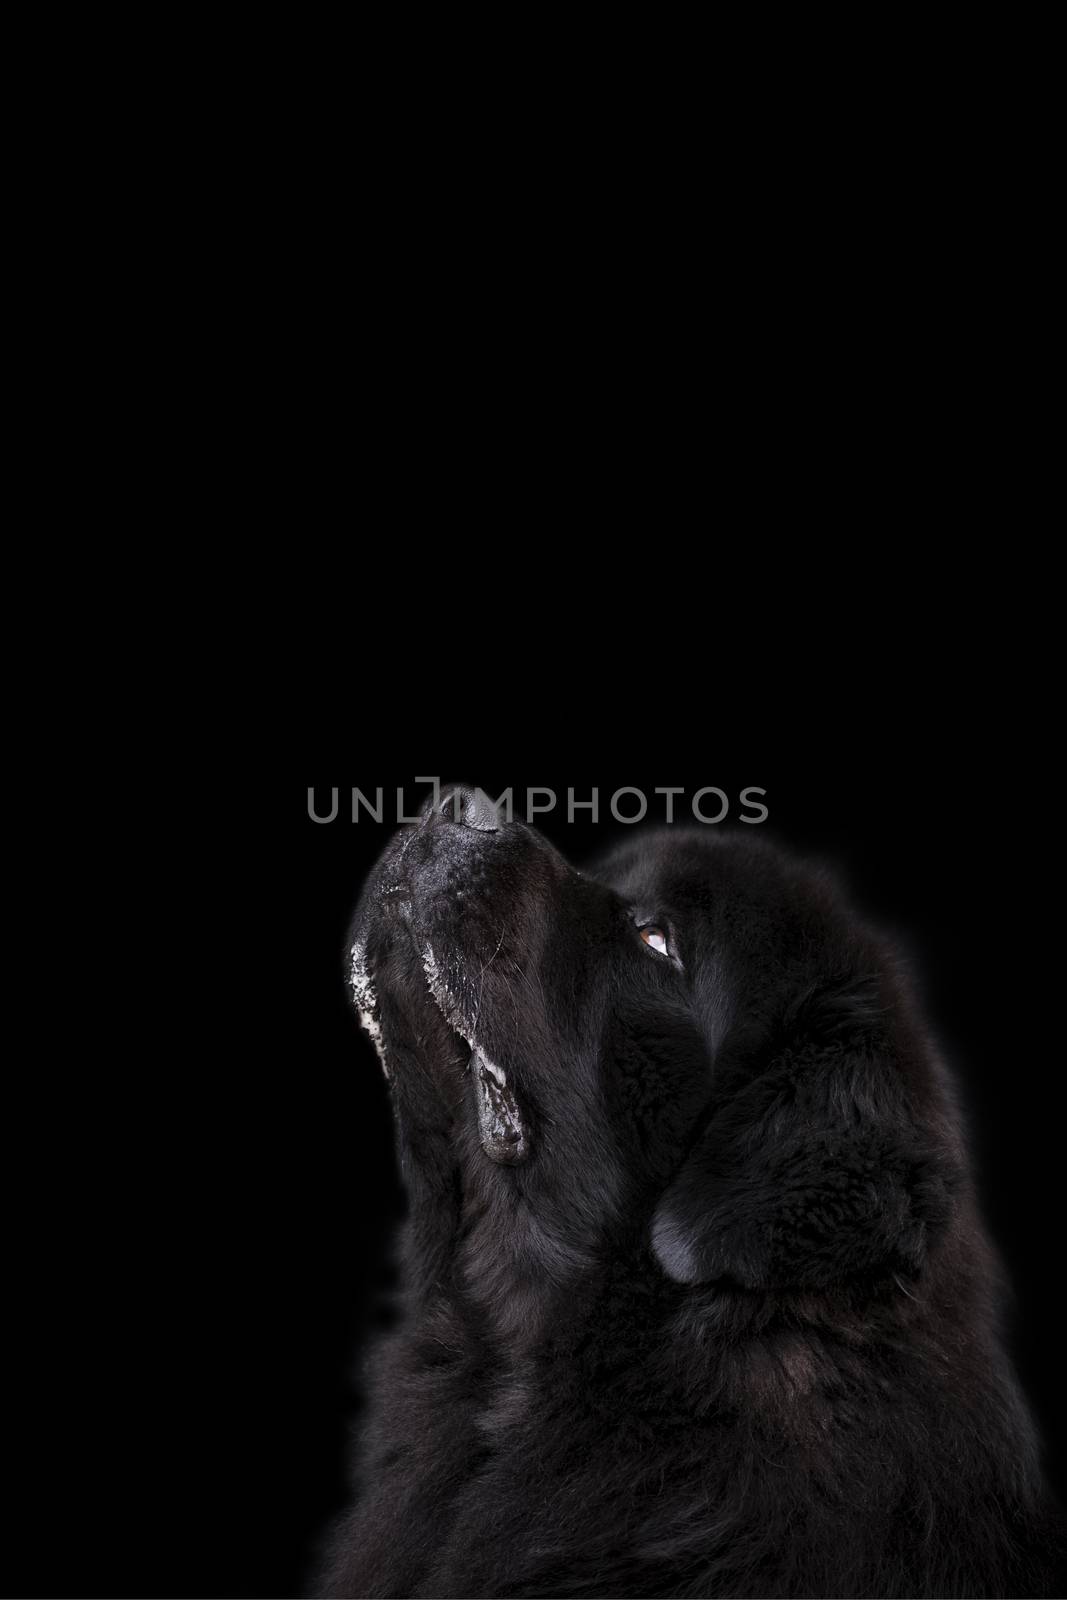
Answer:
[{"xmin": 316, "ymin": 789, "xmax": 1062, "ymax": 1598}]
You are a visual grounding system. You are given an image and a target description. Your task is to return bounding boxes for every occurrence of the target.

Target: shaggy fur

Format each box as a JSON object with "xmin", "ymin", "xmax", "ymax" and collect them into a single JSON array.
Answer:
[{"xmin": 315, "ymin": 791, "xmax": 1063, "ymax": 1598}]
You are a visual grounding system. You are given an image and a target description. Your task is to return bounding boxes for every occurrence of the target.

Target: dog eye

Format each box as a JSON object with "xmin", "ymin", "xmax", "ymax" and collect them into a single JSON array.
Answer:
[{"xmin": 639, "ymin": 926, "xmax": 669, "ymax": 956}]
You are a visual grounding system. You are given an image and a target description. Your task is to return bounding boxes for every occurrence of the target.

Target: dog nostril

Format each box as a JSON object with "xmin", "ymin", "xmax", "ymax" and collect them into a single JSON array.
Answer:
[{"xmin": 434, "ymin": 786, "xmax": 500, "ymax": 831}]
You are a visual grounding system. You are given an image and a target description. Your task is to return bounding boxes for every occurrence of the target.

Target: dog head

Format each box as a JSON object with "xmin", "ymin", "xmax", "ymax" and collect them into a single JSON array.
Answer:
[{"xmin": 349, "ymin": 788, "xmax": 958, "ymax": 1328}]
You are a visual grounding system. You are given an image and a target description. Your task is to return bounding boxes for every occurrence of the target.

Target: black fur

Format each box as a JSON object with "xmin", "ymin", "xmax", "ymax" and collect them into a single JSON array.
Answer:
[{"xmin": 315, "ymin": 792, "xmax": 1063, "ymax": 1598}]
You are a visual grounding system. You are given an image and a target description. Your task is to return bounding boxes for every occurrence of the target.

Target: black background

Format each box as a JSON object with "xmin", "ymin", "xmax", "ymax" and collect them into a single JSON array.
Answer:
[{"xmin": 22, "ymin": 774, "xmax": 1065, "ymax": 1599}]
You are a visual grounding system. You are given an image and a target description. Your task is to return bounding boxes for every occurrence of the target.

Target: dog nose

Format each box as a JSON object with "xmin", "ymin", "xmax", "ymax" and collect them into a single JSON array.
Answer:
[{"xmin": 437, "ymin": 786, "xmax": 500, "ymax": 832}]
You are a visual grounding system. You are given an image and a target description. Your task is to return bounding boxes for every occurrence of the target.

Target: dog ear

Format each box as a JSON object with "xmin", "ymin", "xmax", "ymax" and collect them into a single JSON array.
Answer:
[{"xmin": 651, "ymin": 978, "xmax": 955, "ymax": 1289}]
